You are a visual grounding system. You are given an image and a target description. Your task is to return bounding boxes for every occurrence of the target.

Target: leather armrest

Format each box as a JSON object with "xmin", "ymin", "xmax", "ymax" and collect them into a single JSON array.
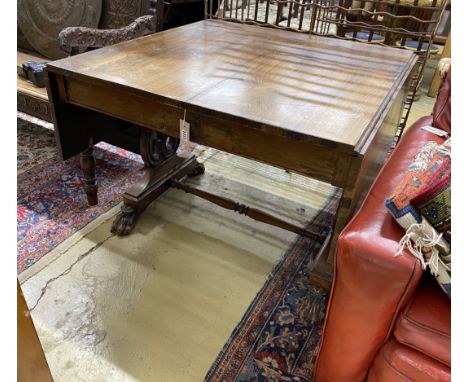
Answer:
[{"xmin": 315, "ymin": 119, "xmax": 445, "ymax": 381}]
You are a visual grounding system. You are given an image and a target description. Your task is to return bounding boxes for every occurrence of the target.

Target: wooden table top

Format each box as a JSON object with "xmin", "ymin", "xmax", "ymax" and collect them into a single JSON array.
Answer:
[{"xmin": 47, "ymin": 20, "xmax": 416, "ymax": 151}]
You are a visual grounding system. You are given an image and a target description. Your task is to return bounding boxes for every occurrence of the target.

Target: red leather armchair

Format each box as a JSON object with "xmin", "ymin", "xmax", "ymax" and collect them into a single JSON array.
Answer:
[{"xmin": 314, "ymin": 70, "xmax": 451, "ymax": 382}]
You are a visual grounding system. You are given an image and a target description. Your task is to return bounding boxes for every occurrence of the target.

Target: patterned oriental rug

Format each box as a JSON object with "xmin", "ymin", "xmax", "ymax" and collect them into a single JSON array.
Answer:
[
  {"xmin": 17, "ymin": 118, "xmax": 143, "ymax": 276},
  {"xmin": 205, "ymin": 190, "xmax": 340, "ymax": 382}
]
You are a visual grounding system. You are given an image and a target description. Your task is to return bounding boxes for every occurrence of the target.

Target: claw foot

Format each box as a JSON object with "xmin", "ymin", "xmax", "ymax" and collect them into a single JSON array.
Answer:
[
  {"xmin": 188, "ymin": 162, "xmax": 205, "ymax": 177},
  {"xmin": 111, "ymin": 205, "xmax": 140, "ymax": 236}
]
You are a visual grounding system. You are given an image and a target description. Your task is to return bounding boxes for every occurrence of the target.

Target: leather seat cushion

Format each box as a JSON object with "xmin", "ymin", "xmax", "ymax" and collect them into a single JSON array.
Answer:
[
  {"xmin": 394, "ymin": 275, "xmax": 451, "ymax": 367},
  {"xmin": 367, "ymin": 338, "xmax": 451, "ymax": 382}
]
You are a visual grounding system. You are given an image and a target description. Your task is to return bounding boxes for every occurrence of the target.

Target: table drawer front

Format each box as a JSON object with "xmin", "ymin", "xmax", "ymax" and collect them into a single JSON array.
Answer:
[{"xmin": 64, "ymin": 77, "xmax": 346, "ymax": 185}]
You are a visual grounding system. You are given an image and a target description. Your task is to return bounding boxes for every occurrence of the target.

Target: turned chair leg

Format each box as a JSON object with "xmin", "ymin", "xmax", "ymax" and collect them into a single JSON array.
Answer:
[{"xmin": 80, "ymin": 146, "xmax": 98, "ymax": 206}]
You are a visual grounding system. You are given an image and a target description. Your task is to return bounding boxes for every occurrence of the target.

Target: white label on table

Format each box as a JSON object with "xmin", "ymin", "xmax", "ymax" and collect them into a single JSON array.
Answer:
[{"xmin": 180, "ymin": 119, "xmax": 190, "ymax": 143}]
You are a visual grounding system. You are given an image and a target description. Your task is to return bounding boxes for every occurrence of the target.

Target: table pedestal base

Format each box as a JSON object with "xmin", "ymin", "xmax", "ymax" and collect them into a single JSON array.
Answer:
[{"xmin": 111, "ymin": 154, "xmax": 204, "ymax": 236}]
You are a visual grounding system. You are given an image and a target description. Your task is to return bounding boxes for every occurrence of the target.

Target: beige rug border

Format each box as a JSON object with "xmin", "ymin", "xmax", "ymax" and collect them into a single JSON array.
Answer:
[{"xmin": 18, "ymin": 203, "xmax": 122, "ymax": 284}]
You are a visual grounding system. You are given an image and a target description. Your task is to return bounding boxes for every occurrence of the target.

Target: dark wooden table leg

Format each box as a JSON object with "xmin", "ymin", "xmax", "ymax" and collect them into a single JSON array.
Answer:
[
  {"xmin": 111, "ymin": 128, "xmax": 205, "ymax": 236},
  {"xmin": 308, "ymin": 231, "xmax": 333, "ymax": 291},
  {"xmin": 80, "ymin": 145, "xmax": 98, "ymax": 206}
]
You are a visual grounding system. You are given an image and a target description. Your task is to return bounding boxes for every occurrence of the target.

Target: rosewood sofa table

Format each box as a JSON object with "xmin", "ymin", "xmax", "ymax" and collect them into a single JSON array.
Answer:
[{"xmin": 45, "ymin": 19, "xmax": 417, "ymax": 274}]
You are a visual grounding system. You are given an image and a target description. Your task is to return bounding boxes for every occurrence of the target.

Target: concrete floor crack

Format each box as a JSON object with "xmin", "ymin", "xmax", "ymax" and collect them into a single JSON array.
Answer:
[{"xmin": 29, "ymin": 233, "xmax": 115, "ymax": 312}]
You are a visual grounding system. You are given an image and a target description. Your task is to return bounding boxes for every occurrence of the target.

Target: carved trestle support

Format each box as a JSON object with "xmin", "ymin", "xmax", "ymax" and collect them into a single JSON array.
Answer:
[
  {"xmin": 110, "ymin": 154, "xmax": 203, "ymax": 236},
  {"xmin": 111, "ymin": 127, "xmax": 187, "ymax": 236}
]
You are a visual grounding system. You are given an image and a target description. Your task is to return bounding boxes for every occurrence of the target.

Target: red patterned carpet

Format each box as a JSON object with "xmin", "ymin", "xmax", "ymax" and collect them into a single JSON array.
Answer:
[
  {"xmin": 17, "ymin": 119, "xmax": 143, "ymax": 274},
  {"xmin": 205, "ymin": 190, "xmax": 340, "ymax": 382}
]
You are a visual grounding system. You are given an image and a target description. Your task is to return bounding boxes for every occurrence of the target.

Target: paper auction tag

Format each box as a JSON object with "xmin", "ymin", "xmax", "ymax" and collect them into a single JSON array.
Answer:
[{"xmin": 180, "ymin": 119, "xmax": 190, "ymax": 143}]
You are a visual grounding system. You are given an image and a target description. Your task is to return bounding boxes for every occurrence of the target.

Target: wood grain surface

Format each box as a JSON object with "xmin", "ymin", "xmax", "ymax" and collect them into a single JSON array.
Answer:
[
  {"xmin": 18, "ymin": 282, "xmax": 53, "ymax": 382},
  {"xmin": 47, "ymin": 19, "xmax": 416, "ymax": 151}
]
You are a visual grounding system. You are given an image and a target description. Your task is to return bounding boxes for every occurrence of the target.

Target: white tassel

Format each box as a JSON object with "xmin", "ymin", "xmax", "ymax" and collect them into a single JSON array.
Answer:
[
  {"xmin": 395, "ymin": 224, "xmax": 428, "ymax": 269},
  {"xmin": 395, "ymin": 223, "xmax": 449, "ymax": 271}
]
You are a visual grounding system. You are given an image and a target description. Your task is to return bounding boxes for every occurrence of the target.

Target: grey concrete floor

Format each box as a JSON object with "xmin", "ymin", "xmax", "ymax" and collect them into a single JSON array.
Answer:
[{"xmin": 21, "ymin": 148, "xmax": 335, "ymax": 382}]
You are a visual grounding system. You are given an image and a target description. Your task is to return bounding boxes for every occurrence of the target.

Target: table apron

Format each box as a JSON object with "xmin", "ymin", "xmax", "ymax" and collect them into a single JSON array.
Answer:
[{"xmin": 61, "ymin": 76, "xmax": 355, "ymax": 187}]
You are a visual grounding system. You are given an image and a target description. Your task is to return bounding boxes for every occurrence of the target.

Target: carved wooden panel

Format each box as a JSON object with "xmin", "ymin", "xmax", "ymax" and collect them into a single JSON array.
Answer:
[
  {"xmin": 100, "ymin": 0, "xmax": 150, "ymax": 29},
  {"xmin": 17, "ymin": 93, "xmax": 52, "ymax": 122},
  {"xmin": 17, "ymin": 23, "xmax": 35, "ymax": 52}
]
